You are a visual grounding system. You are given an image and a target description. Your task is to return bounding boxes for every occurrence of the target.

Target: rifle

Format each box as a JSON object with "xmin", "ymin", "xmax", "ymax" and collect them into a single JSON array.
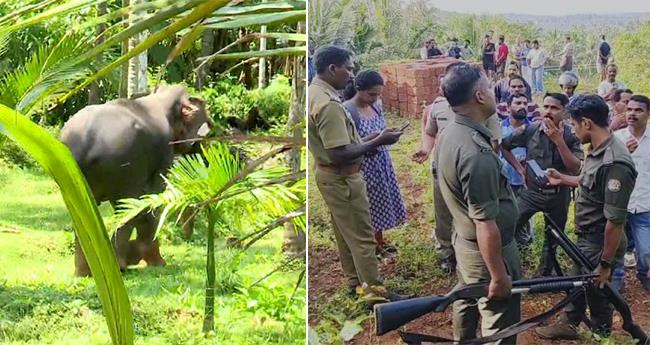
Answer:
[
  {"xmin": 543, "ymin": 214, "xmax": 649, "ymax": 344},
  {"xmin": 373, "ymin": 215, "xmax": 650, "ymax": 345},
  {"xmin": 374, "ymin": 274, "xmax": 596, "ymax": 336}
]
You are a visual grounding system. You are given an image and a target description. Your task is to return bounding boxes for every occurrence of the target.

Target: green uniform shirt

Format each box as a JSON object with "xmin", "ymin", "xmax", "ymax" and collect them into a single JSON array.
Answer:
[
  {"xmin": 502, "ymin": 122, "xmax": 584, "ymax": 189},
  {"xmin": 575, "ymin": 136, "xmax": 637, "ymax": 234},
  {"xmin": 426, "ymin": 96, "xmax": 502, "ymax": 140},
  {"xmin": 308, "ymin": 78, "xmax": 362, "ymax": 166},
  {"xmin": 436, "ymin": 115, "xmax": 518, "ymax": 244}
]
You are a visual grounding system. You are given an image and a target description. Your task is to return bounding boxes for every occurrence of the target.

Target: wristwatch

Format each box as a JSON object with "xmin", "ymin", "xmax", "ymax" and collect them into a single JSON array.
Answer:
[{"xmin": 599, "ymin": 259, "xmax": 612, "ymax": 269}]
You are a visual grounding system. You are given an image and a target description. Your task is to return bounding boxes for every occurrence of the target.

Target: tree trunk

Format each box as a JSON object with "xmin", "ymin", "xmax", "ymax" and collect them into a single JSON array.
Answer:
[
  {"xmin": 119, "ymin": 0, "xmax": 129, "ymax": 98},
  {"xmin": 197, "ymin": 29, "xmax": 215, "ymax": 90},
  {"xmin": 203, "ymin": 207, "xmax": 216, "ymax": 333},
  {"xmin": 127, "ymin": 0, "xmax": 148, "ymax": 98},
  {"xmin": 88, "ymin": 3, "xmax": 107, "ymax": 105},
  {"xmin": 258, "ymin": 0, "xmax": 268, "ymax": 89},
  {"xmin": 283, "ymin": 21, "xmax": 306, "ymax": 259}
]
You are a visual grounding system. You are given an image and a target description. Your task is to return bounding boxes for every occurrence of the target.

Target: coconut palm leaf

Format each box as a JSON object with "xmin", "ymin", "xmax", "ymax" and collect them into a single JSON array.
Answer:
[
  {"xmin": 0, "ymin": 32, "xmax": 91, "ymax": 114},
  {"xmin": 0, "ymin": 105, "xmax": 133, "ymax": 345}
]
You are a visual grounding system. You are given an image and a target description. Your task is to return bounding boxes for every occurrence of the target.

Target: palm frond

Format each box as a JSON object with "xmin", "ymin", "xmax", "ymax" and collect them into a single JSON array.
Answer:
[
  {"xmin": 115, "ymin": 143, "xmax": 304, "ymax": 238},
  {"xmin": 0, "ymin": 32, "xmax": 91, "ymax": 113}
]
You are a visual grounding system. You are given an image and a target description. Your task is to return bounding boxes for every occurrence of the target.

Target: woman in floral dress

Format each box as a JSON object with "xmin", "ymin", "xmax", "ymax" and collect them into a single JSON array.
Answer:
[{"xmin": 343, "ymin": 70, "xmax": 407, "ymax": 256}]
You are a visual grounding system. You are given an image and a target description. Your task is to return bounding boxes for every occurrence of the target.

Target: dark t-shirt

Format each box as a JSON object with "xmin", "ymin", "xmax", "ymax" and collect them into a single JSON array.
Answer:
[
  {"xmin": 428, "ymin": 47, "xmax": 443, "ymax": 57},
  {"xmin": 448, "ymin": 46, "xmax": 461, "ymax": 59},
  {"xmin": 501, "ymin": 122, "xmax": 584, "ymax": 189}
]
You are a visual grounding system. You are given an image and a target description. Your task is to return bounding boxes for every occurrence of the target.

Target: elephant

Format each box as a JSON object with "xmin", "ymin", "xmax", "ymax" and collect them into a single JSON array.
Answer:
[{"xmin": 60, "ymin": 85, "xmax": 213, "ymax": 277}]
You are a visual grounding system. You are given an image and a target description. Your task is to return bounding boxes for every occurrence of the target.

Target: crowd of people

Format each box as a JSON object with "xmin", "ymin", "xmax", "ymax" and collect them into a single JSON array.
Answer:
[{"xmin": 308, "ymin": 37, "xmax": 649, "ymax": 343}]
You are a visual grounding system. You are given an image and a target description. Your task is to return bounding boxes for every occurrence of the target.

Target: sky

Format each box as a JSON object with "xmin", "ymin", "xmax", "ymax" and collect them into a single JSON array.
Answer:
[{"xmin": 429, "ymin": 0, "xmax": 650, "ymax": 16}]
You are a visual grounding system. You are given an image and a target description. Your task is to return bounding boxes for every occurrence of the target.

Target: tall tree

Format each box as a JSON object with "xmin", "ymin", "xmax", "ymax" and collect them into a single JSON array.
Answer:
[
  {"xmin": 258, "ymin": 0, "xmax": 268, "ymax": 89},
  {"xmin": 88, "ymin": 2, "xmax": 107, "ymax": 105},
  {"xmin": 283, "ymin": 21, "xmax": 306, "ymax": 258},
  {"xmin": 127, "ymin": 0, "xmax": 148, "ymax": 97},
  {"xmin": 197, "ymin": 28, "xmax": 215, "ymax": 90}
]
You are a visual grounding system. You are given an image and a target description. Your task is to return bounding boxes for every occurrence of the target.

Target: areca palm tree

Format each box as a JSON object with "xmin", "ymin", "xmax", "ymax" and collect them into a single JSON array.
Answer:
[
  {"xmin": 0, "ymin": 1, "xmax": 306, "ymax": 345},
  {"xmin": 115, "ymin": 142, "xmax": 306, "ymax": 333}
]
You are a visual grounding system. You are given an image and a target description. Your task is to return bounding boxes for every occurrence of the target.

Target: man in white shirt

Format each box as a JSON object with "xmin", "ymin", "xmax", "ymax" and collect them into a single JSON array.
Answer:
[
  {"xmin": 420, "ymin": 39, "xmax": 432, "ymax": 59},
  {"xmin": 526, "ymin": 40, "xmax": 546, "ymax": 95},
  {"xmin": 598, "ymin": 64, "xmax": 626, "ymax": 101},
  {"xmin": 613, "ymin": 94, "xmax": 650, "ymax": 291}
]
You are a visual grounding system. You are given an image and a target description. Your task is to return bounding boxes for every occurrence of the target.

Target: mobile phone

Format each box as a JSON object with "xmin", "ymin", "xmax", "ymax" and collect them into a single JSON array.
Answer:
[
  {"xmin": 399, "ymin": 122, "xmax": 410, "ymax": 131},
  {"xmin": 526, "ymin": 160, "xmax": 549, "ymax": 185}
]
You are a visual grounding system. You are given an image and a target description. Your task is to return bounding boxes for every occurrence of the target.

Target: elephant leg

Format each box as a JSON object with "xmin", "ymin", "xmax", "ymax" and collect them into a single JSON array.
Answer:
[
  {"xmin": 135, "ymin": 212, "xmax": 166, "ymax": 267},
  {"xmin": 180, "ymin": 207, "xmax": 195, "ymax": 240},
  {"xmin": 74, "ymin": 234, "xmax": 92, "ymax": 277},
  {"xmin": 112, "ymin": 221, "xmax": 135, "ymax": 272}
]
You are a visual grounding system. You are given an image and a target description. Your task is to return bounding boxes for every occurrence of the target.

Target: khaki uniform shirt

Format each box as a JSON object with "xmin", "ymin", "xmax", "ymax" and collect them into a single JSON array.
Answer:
[
  {"xmin": 435, "ymin": 115, "xmax": 518, "ymax": 244},
  {"xmin": 575, "ymin": 136, "xmax": 637, "ymax": 234},
  {"xmin": 502, "ymin": 122, "xmax": 584, "ymax": 189},
  {"xmin": 308, "ymin": 78, "xmax": 362, "ymax": 166}
]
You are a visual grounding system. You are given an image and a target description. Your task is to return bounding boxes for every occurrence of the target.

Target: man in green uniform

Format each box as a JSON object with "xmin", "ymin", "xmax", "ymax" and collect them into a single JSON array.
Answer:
[
  {"xmin": 308, "ymin": 45, "xmax": 405, "ymax": 299},
  {"xmin": 536, "ymin": 94, "xmax": 637, "ymax": 339},
  {"xmin": 435, "ymin": 62, "xmax": 521, "ymax": 344},
  {"xmin": 413, "ymin": 81, "xmax": 502, "ymax": 273},
  {"xmin": 501, "ymin": 93, "xmax": 583, "ymax": 276}
]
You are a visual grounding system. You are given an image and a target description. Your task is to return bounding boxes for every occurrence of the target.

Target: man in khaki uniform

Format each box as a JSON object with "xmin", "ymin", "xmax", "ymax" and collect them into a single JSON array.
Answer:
[
  {"xmin": 308, "ymin": 45, "xmax": 404, "ymax": 298},
  {"xmin": 413, "ymin": 82, "xmax": 502, "ymax": 273},
  {"xmin": 435, "ymin": 62, "xmax": 521, "ymax": 344},
  {"xmin": 537, "ymin": 95, "xmax": 636, "ymax": 340}
]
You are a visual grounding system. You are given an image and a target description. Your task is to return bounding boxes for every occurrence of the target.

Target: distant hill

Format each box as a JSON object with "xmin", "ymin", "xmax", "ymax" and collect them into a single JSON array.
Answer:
[{"xmin": 502, "ymin": 13, "xmax": 650, "ymax": 31}]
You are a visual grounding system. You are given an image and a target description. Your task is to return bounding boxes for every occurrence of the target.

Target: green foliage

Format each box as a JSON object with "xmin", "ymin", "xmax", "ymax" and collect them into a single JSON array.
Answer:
[
  {"xmin": 614, "ymin": 20, "xmax": 650, "ymax": 95},
  {"xmin": 249, "ymin": 75, "xmax": 292, "ymax": 128},
  {"xmin": 194, "ymin": 79, "xmax": 255, "ymax": 128},
  {"xmin": 193, "ymin": 75, "xmax": 293, "ymax": 131},
  {"xmin": 0, "ymin": 135, "xmax": 38, "ymax": 169},
  {"xmin": 0, "ymin": 125, "xmax": 59, "ymax": 170}
]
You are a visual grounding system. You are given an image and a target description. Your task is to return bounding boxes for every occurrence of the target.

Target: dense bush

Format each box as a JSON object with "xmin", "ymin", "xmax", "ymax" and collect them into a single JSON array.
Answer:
[
  {"xmin": 249, "ymin": 75, "xmax": 292, "ymax": 128},
  {"xmin": 0, "ymin": 126, "xmax": 59, "ymax": 169},
  {"xmin": 193, "ymin": 75, "xmax": 292, "ymax": 132}
]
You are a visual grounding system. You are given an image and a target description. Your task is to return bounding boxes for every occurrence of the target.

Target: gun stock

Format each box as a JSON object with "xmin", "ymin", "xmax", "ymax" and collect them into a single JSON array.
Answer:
[{"xmin": 374, "ymin": 295, "xmax": 452, "ymax": 336}]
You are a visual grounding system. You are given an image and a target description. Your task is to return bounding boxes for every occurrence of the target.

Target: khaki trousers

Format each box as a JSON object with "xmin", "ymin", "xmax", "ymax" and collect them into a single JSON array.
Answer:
[{"xmin": 315, "ymin": 168, "xmax": 382, "ymax": 287}]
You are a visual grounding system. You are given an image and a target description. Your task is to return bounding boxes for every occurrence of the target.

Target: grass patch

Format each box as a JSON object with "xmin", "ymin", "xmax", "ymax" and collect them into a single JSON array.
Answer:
[{"xmin": 0, "ymin": 166, "xmax": 305, "ymax": 345}]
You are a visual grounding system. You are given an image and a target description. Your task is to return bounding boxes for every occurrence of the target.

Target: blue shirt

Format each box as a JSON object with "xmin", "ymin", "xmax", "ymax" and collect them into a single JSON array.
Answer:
[
  {"xmin": 500, "ymin": 118, "xmax": 530, "ymax": 186},
  {"xmin": 519, "ymin": 47, "xmax": 531, "ymax": 67}
]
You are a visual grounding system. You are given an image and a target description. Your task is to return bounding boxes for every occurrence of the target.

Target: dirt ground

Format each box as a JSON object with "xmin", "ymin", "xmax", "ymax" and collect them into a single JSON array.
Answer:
[{"xmin": 309, "ymin": 242, "xmax": 650, "ymax": 344}]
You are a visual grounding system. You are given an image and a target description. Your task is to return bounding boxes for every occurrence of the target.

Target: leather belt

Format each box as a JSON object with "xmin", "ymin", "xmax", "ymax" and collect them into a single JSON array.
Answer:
[{"xmin": 317, "ymin": 163, "xmax": 361, "ymax": 176}]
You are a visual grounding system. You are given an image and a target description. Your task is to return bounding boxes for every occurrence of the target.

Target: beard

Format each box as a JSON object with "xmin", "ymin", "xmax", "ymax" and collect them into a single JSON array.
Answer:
[{"xmin": 512, "ymin": 109, "xmax": 527, "ymax": 120}]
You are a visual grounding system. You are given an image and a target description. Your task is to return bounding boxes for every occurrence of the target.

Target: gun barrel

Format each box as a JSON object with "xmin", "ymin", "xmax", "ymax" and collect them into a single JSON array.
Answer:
[{"xmin": 374, "ymin": 296, "xmax": 449, "ymax": 336}]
